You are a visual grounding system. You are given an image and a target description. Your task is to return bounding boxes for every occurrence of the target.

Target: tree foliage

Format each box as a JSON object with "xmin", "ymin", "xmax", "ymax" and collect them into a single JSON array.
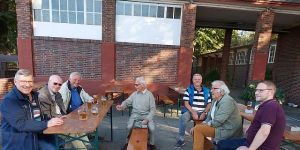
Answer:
[{"xmin": 0, "ymin": 0, "xmax": 17, "ymax": 54}]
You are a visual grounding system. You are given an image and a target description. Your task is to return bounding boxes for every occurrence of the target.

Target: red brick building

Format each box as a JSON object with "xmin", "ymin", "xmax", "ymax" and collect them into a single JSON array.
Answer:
[{"xmin": 15, "ymin": 0, "xmax": 300, "ymax": 104}]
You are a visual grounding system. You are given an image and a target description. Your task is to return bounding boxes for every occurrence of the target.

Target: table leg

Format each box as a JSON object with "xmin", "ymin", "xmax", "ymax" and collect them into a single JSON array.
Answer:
[{"xmin": 110, "ymin": 106, "xmax": 113, "ymax": 141}]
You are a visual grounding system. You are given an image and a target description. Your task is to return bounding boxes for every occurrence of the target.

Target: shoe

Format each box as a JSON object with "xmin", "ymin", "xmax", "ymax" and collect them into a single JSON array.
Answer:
[
  {"xmin": 149, "ymin": 144, "xmax": 157, "ymax": 150},
  {"xmin": 174, "ymin": 140, "xmax": 185, "ymax": 147}
]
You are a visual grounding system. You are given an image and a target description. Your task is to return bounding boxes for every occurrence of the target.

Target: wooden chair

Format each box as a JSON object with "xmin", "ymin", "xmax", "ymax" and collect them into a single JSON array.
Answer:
[
  {"xmin": 158, "ymin": 95, "xmax": 176, "ymax": 117},
  {"xmin": 127, "ymin": 128, "xmax": 148, "ymax": 150}
]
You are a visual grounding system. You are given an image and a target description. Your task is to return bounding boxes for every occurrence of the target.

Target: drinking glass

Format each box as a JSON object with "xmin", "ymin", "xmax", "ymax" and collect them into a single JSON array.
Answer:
[
  {"xmin": 93, "ymin": 95, "xmax": 99, "ymax": 104},
  {"xmin": 101, "ymin": 96, "xmax": 107, "ymax": 107},
  {"xmin": 91, "ymin": 106, "xmax": 99, "ymax": 116},
  {"xmin": 247, "ymin": 101, "xmax": 253, "ymax": 110},
  {"xmin": 78, "ymin": 108, "xmax": 88, "ymax": 120}
]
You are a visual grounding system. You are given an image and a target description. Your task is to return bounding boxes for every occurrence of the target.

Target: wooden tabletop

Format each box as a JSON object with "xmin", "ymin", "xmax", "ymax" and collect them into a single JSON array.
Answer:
[
  {"xmin": 168, "ymin": 85, "xmax": 186, "ymax": 95},
  {"xmin": 127, "ymin": 128, "xmax": 148, "ymax": 150},
  {"xmin": 44, "ymin": 100, "xmax": 113, "ymax": 134}
]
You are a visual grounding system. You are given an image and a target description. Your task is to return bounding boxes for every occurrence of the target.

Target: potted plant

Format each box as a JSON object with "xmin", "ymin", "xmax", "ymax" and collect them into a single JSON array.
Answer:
[
  {"xmin": 275, "ymin": 87, "xmax": 285, "ymax": 105},
  {"xmin": 240, "ymin": 82, "xmax": 257, "ymax": 107}
]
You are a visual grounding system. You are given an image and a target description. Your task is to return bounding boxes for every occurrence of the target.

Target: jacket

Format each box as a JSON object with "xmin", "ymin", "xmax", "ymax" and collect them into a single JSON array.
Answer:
[
  {"xmin": 38, "ymin": 85, "xmax": 66, "ymax": 120},
  {"xmin": 205, "ymin": 94, "xmax": 243, "ymax": 142},
  {"xmin": 59, "ymin": 80, "xmax": 93, "ymax": 112},
  {"xmin": 0, "ymin": 86, "xmax": 48, "ymax": 150}
]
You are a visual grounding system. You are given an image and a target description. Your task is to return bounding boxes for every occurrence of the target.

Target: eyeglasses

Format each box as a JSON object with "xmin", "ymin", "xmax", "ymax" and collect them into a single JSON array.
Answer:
[
  {"xmin": 134, "ymin": 83, "xmax": 140, "ymax": 86},
  {"xmin": 211, "ymin": 87, "xmax": 220, "ymax": 90},
  {"xmin": 18, "ymin": 80, "xmax": 33, "ymax": 84},
  {"xmin": 53, "ymin": 82, "xmax": 62, "ymax": 86},
  {"xmin": 255, "ymin": 89, "xmax": 272, "ymax": 93}
]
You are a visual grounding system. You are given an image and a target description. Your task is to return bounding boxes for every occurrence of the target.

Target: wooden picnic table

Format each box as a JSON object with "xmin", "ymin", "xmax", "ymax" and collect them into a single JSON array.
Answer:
[
  {"xmin": 168, "ymin": 85, "xmax": 186, "ymax": 116},
  {"xmin": 44, "ymin": 100, "xmax": 113, "ymax": 149},
  {"xmin": 127, "ymin": 128, "xmax": 148, "ymax": 150}
]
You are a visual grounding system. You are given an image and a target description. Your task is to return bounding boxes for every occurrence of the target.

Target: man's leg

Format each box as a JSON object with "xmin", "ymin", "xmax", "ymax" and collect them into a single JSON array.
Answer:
[
  {"xmin": 148, "ymin": 120, "xmax": 155, "ymax": 145},
  {"xmin": 216, "ymin": 138, "xmax": 247, "ymax": 150},
  {"xmin": 175, "ymin": 111, "xmax": 192, "ymax": 147},
  {"xmin": 193, "ymin": 124, "xmax": 215, "ymax": 150}
]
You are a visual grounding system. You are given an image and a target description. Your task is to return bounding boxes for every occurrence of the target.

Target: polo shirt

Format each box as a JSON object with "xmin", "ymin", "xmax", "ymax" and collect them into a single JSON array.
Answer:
[
  {"xmin": 183, "ymin": 87, "xmax": 211, "ymax": 112},
  {"xmin": 246, "ymin": 99, "xmax": 285, "ymax": 150}
]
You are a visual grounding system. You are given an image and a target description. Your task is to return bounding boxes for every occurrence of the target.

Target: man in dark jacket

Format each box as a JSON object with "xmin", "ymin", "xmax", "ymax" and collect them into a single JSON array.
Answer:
[{"xmin": 0, "ymin": 69, "xmax": 64, "ymax": 150}]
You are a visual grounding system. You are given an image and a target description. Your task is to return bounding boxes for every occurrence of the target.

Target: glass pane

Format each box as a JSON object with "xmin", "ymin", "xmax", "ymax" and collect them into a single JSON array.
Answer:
[
  {"xmin": 77, "ymin": 12, "xmax": 84, "ymax": 24},
  {"xmin": 68, "ymin": 0, "xmax": 75, "ymax": 11},
  {"xmin": 157, "ymin": 6, "xmax": 164, "ymax": 18},
  {"xmin": 42, "ymin": 0, "xmax": 49, "ymax": 9},
  {"xmin": 116, "ymin": 2, "xmax": 124, "ymax": 15},
  {"xmin": 86, "ymin": 13, "xmax": 93, "ymax": 25},
  {"xmin": 34, "ymin": 9, "xmax": 42, "ymax": 21},
  {"xmin": 133, "ymin": 4, "xmax": 141, "ymax": 16},
  {"xmin": 86, "ymin": 0, "xmax": 93, "ymax": 12},
  {"xmin": 60, "ymin": 11, "xmax": 68, "ymax": 23},
  {"xmin": 95, "ymin": 0, "xmax": 101, "ymax": 13},
  {"xmin": 52, "ymin": 10, "xmax": 60, "ymax": 22},
  {"xmin": 149, "ymin": 5, "xmax": 157, "ymax": 17},
  {"xmin": 52, "ymin": 0, "xmax": 59, "ymax": 10},
  {"xmin": 60, "ymin": 0, "xmax": 67, "ymax": 10},
  {"xmin": 174, "ymin": 7, "xmax": 181, "ymax": 19},
  {"xmin": 77, "ymin": 0, "xmax": 84, "ymax": 11},
  {"xmin": 42, "ymin": 10, "xmax": 50, "ymax": 22},
  {"xmin": 124, "ymin": 3, "xmax": 132, "ymax": 16},
  {"xmin": 69, "ymin": 12, "xmax": 76, "ymax": 24},
  {"xmin": 166, "ymin": 7, "xmax": 173, "ymax": 19},
  {"xmin": 94, "ymin": 13, "xmax": 101, "ymax": 25},
  {"xmin": 142, "ymin": 4, "xmax": 149, "ymax": 17}
]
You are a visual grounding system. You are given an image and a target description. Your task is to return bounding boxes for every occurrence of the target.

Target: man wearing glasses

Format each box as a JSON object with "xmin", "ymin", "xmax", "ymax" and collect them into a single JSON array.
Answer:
[
  {"xmin": 116, "ymin": 76, "xmax": 157, "ymax": 150},
  {"xmin": 1, "ymin": 69, "xmax": 64, "ymax": 150},
  {"xmin": 217, "ymin": 80, "xmax": 286, "ymax": 150}
]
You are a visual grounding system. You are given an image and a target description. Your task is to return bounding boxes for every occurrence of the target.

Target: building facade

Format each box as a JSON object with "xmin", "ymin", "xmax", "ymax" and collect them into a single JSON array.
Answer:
[{"xmin": 15, "ymin": 0, "xmax": 300, "ymax": 104}]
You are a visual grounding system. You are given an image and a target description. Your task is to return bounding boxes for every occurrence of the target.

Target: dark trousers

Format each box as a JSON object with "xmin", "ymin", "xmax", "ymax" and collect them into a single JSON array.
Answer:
[{"xmin": 216, "ymin": 138, "xmax": 248, "ymax": 150}]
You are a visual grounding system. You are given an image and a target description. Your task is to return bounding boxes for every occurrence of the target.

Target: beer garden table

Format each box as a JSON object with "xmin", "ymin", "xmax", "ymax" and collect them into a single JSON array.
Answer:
[{"xmin": 44, "ymin": 100, "xmax": 113, "ymax": 150}]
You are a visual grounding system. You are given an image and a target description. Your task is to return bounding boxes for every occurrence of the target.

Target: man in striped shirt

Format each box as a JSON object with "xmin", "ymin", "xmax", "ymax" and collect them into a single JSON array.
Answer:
[{"xmin": 175, "ymin": 74, "xmax": 212, "ymax": 148}]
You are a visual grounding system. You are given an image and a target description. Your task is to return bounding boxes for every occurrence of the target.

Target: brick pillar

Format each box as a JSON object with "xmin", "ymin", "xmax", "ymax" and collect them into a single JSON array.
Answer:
[
  {"xmin": 101, "ymin": 0, "xmax": 116, "ymax": 82},
  {"xmin": 248, "ymin": 9, "xmax": 274, "ymax": 81},
  {"xmin": 16, "ymin": 0, "xmax": 34, "ymax": 73},
  {"xmin": 178, "ymin": 3, "xmax": 196, "ymax": 87},
  {"xmin": 220, "ymin": 29, "xmax": 232, "ymax": 82}
]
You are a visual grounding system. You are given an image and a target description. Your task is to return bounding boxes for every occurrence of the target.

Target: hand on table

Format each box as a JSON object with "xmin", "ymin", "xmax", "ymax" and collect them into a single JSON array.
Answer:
[{"xmin": 47, "ymin": 118, "xmax": 64, "ymax": 127}]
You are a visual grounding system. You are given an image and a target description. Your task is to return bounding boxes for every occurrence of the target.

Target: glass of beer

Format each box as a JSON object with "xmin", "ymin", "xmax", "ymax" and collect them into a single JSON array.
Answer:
[
  {"xmin": 93, "ymin": 95, "xmax": 99, "ymax": 104},
  {"xmin": 101, "ymin": 96, "xmax": 107, "ymax": 107},
  {"xmin": 78, "ymin": 108, "xmax": 88, "ymax": 120},
  {"xmin": 91, "ymin": 105, "xmax": 99, "ymax": 116},
  {"xmin": 87, "ymin": 101, "xmax": 92, "ymax": 110},
  {"xmin": 247, "ymin": 101, "xmax": 253, "ymax": 110}
]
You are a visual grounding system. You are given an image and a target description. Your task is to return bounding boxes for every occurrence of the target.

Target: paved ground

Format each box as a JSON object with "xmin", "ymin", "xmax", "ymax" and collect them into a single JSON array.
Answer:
[{"xmin": 1, "ymin": 87, "xmax": 300, "ymax": 150}]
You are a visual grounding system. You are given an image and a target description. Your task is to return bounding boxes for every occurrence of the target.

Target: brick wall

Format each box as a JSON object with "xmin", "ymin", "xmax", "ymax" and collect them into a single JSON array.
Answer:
[
  {"xmin": 33, "ymin": 37, "xmax": 101, "ymax": 79},
  {"xmin": 116, "ymin": 43, "xmax": 179, "ymax": 84},
  {"xmin": 274, "ymin": 26, "xmax": 300, "ymax": 105},
  {"xmin": 0, "ymin": 78, "xmax": 14, "ymax": 100}
]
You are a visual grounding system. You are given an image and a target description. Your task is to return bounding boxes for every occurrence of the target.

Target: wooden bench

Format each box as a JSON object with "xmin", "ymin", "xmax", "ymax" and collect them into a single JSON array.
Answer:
[
  {"xmin": 158, "ymin": 95, "xmax": 175, "ymax": 117},
  {"xmin": 127, "ymin": 128, "xmax": 148, "ymax": 150}
]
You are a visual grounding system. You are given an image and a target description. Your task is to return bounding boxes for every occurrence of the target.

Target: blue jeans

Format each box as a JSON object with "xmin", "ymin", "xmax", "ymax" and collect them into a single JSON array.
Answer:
[
  {"xmin": 217, "ymin": 138, "xmax": 248, "ymax": 150},
  {"xmin": 179, "ymin": 111, "xmax": 204, "ymax": 141}
]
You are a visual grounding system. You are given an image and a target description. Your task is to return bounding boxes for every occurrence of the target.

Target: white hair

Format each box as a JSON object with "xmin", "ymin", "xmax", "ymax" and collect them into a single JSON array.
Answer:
[
  {"xmin": 211, "ymin": 80, "xmax": 230, "ymax": 95},
  {"xmin": 69, "ymin": 72, "xmax": 82, "ymax": 79},
  {"xmin": 136, "ymin": 76, "xmax": 147, "ymax": 87}
]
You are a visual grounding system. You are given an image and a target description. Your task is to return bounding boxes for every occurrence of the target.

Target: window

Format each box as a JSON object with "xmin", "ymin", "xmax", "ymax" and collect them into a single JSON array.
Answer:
[
  {"xmin": 268, "ymin": 44, "xmax": 276, "ymax": 63},
  {"xmin": 228, "ymin": 52, "xmax": 234, "ymax": 65},
  {"xmin": 235, "ymin": 50, "xmax": 247, "ymax": 65},
  {"xmin": 33, "ymin": 0, "xmax": 102, "ymax": 25},
  {"xmin": 116, "ymin": 1, "xmax": 181, "ymax": 19}
]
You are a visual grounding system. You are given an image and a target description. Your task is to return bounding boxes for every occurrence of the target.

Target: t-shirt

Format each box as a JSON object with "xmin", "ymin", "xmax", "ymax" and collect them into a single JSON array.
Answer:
[
  {"xmin": 183, "ymin": 86, "xmax": 211, "ymax": 112},
  {"xmin": 246, "ymin": 99, "xmax": 286, "ymax": 150}
]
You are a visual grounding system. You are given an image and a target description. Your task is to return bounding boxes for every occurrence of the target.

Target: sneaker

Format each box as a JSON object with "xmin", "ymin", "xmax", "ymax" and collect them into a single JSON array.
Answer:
[{"xmin": 175, "ymin": 140, "xmax": 185, "ymax": 147}]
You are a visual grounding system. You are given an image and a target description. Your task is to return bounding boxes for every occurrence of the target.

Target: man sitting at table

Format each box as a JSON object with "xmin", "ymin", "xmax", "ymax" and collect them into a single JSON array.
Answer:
[
  {"xmin": 38, "ymin": 75, "xmax": 66, "ymax": 148},
  {"xmin": 175, "ymin": 73, "xmax": 212, "ymax": 148},
  {"xmin": 191, "ymin": 80, "xmax": 243, "ymax": 150},
  {"xmin": 116, "ymin": 76, "xmax": 157, "ymax": 150},
  {"xmin": 1, "ymin": 69, "xmax": 64, "ymax": 150},
  {"xmin": 59, "ymin": 72, "xmax": 93, "ymax": 149},
  {"xmin": 217, "ymin": 80, "xmax": 286, "ymax": 150}
]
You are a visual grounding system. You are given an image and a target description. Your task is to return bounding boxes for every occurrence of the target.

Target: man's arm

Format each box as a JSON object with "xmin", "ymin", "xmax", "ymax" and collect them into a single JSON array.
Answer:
[
  {"xmin": 211, "ymin": 99, "xmax": 235, "ymax": 127},
  {"xmin": 184, "ymin": 101, "xmax": 198, "ymax": 120},
  {"xmin": 145, "ymin": 93, "xmax": 156, "ymax": 121},
  {"xmin": 199, "ymin": 103, "xmax": 211, "ymax": 120},
  {"xmin": 247, "ymin": 124, "xmax": 271, "ymax": 150},
  {"xmin": 80, "ymin": 88, "xmax": 93, "ymax": 102}
]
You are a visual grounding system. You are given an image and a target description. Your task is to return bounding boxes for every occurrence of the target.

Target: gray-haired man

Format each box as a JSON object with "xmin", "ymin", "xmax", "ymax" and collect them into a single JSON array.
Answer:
[{"xmin": 116, "ymin": 76, "xmax": 157, "ymax": 150}]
